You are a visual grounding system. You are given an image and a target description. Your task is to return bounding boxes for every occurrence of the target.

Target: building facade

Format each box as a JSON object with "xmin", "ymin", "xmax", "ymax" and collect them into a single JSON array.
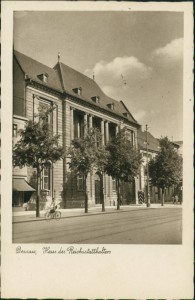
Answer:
[
  {"xmin": 137, "ymin": 128, "xmax": 182, "ymax": 203},
  {"xmin": 13, "ymin": 50, "xmax": 140, "ymax": 210}
]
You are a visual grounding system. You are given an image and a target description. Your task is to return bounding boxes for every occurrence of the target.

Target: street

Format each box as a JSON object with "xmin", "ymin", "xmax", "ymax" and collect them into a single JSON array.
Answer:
[{"xmin": 13, "ymin": 207, "xmax": 182, "ymax": 244}]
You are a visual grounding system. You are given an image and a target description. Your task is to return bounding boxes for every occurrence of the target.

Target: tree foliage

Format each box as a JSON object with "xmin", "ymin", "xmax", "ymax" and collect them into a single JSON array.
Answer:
[
  {"xmin": 105, "ymin": 128, "xmax": 142, "ymax": 181},
  {"xmin": 13, "ymin": 107, "xmax": 63, "ymax": 171},
  {"xmin": 68, "ymin": 127, "xmax": 108, "ymax": 212},
  {"xmin": 105, "ymin": 128, "xmax": 142, "ymax": 209},
  {"xmin": 13, "ymin": 106, "xmax": 64, "ymax": 216},
  {"xmin": 68, "ymin": 128, "xmax": 108, "ymax": 175},
  {"xmin": 148, "ymin": 137, "xmax": 182, "ymax": 205}
]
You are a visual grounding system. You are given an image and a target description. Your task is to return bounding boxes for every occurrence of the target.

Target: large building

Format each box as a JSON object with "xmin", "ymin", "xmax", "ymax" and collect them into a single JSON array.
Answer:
[{"xmin": 13, "ymin": 50, "xmax": 141, "ymax": 210}]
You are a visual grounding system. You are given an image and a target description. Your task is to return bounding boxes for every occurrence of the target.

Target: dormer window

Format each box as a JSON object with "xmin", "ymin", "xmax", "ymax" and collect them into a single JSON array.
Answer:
[
  {"xmin": 72, "ymin": 87, "xmax": 82, "ymax": 96},
  {"xmin": 38, "ymin": 73, "xmax": 49, "ymax": 83},
  {"xmin": 91, "ymin": 96, "xmax": 100, "ymax": 104},
  {"xmin": 107, "ymin": 103, "xmax": 115, "ymax": 110},
  {"xmin": 123, "ymin": 112, "xmax": 129, "ymax": 118}
]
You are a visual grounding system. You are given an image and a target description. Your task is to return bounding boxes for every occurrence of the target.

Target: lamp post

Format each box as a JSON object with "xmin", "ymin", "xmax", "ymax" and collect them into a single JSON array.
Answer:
[
  {"xmin": 146, "ymin": 124, "xmax": 150, "ymax": 207},
  {"xmin": 102, "ymin": 172, "xmax": 105, "ymax": 212}
]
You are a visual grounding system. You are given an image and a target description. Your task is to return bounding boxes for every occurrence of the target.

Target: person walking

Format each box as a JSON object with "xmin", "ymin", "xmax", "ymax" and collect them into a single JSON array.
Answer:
[{"xmin": 175, "ymin": 194, "xmax": 179, "ymax": 204}]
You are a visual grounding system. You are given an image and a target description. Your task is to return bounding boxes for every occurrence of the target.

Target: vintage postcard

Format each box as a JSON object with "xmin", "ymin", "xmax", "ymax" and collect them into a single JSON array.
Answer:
[{"xmin": 1, "ymin": 1, "xmax": 194, "ymax": 299}]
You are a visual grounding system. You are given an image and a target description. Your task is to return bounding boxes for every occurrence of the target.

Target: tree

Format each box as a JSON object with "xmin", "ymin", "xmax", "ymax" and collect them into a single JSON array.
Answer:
[
  {"xmin": 148, "ymin": 137, "xmax": 182, "ymax": 206},
  {"xmin": 13, "ymin": 107, "xmax": 64, "ymax": 217},
  {"xmin": 95, "ymin": 143, "xmax": 109, "ymax": 212},
  {"xmin": 105, "ymin": 128, "xmax": 142, "ymax": 210},
  {"xmin": 68, "ymin": 127, "xmax": 108, "ymax": 213}
]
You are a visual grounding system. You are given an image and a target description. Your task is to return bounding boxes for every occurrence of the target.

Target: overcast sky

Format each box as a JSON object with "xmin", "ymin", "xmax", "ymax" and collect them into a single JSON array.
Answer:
[{"xmin": 14, "ymin": 11, "xmax": 183, "ymax": 141}]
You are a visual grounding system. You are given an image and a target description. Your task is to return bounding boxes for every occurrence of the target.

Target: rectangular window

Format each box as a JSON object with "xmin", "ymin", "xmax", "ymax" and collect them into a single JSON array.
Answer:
[
  {"xmin": 52, "ymin": 104, "xmax": 58, "ymax": 135},
  {"xmin": 33, "ymin": 95, "xmax": 58, "ymax": 134},
  {"xmin": 41, "ymin": 168, "xmax": 50, "ymax": 190},
  {"xmin": 112, "ymin": 178, "xmax": 116, "ymax": 191},
  {"xmin": 74, "ymin": 113, "xmax": 84, "ymax": 139},
  {"xmin": 77, "ymin": 175, "xmax": 84, "ymax": 191},
  {"xmin": 131, "ymin": 131, "xmax": 134, "ymax": 146},
  {"xmin": 125, "ymin": 130, "xmax": 133, "ymax": 145},
  {"xmin": 13, "ymin": 124, "xmax": 18, "ymax": 137}
]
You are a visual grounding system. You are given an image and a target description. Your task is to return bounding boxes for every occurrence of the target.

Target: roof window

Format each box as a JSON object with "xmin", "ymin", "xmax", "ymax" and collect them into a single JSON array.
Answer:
[
  {"xmin": 123, "ymin": 112, "xmax": 129, "ymax": 118},
  {"xmin": 38, "ymin": 73, "xmax": 49, "ymax": 83},
  {"xmin": 107, "ymin": 103, "xmax": 115, "ymax": 110},
  {"xmin": 91, "ymin": 96, "xmax": 100, "ymax": 104},
  {"xmin": 72, "ymin": 87, "xmax": 82, "ymax": 96}
]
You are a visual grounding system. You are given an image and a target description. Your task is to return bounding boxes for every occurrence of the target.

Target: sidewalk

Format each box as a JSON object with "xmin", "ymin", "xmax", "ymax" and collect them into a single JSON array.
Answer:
[{"xmin": 12, "ymin": 203, "xmax": 182, "ymax": 223}]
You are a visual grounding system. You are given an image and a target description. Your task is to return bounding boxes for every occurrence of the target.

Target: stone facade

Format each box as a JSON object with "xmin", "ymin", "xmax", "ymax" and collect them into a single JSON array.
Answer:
[{"xmin": 13, "ymin": 50, "xmax": 140, "ymax": 209}]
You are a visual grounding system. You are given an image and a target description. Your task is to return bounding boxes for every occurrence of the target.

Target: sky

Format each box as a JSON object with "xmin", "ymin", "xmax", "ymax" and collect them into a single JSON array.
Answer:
[{"xmin": 14, "ymin": 11, "xmax": 183, "ymax": 141}]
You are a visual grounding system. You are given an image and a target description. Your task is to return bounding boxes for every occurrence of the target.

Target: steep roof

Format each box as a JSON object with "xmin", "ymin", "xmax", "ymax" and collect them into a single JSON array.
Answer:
[
  {"xmin": 137, "ymin": 129, "xmax": 160, "ymax": 152},
  {"xmin": 173, "ymin": 141, "xmax": 183, "ymax": 147},
  {"xmin": 55, "ymin": 61, "xmax": 138, "ymax": 124},
  {"xmin": 14, "ymin": 50, "xmax": 139, "ymax": 125},
  {"xmin": 14, "ymin": 50, "xmax": 63, "ymax": 92}
]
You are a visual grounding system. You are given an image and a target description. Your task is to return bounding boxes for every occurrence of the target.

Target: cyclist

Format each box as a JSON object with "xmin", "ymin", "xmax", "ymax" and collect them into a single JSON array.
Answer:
[
  {"xmin": 45, "ymin": 198, "xmax": 61, "ymax": 221},
  {"xmin": 49, "ymin": 198, "xmax": 57, "ymax": 214}
]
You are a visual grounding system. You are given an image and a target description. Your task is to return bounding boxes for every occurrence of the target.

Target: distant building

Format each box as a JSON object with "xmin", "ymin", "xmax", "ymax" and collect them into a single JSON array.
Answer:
[
  {"xmin": 173, "ymin": 141, "xmax": 183, "ymax": 156},
  {"xmin": 13, "ymin": 50, "xmax": 141, "ymax": 210},
  {"xmin": 137, "ymin": 128, "xmax": 160, "ymax": 203},
  {"xmin": 137, "ymin": 129, "xmax": 181, "ymax": 203}
]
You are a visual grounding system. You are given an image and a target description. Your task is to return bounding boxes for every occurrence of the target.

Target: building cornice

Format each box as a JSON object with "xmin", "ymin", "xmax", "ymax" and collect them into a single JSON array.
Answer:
[
  {"xmin": 64, "ymin": 92, "xmax": 140, "ymax": 129},
  {"xmin": 139, "ymin": 147, "xmax": 159, "ymax": 154},
  {"xmin": 13, "ymin": 114, "xmax": 29, "ymax": 121},
  {"xmin": 24, "ymin": 78, "xmax": 140, "ymax": 129},
  {"xmin": 25, "ymin": 79, "xmax": 62, "ymax": 98}
]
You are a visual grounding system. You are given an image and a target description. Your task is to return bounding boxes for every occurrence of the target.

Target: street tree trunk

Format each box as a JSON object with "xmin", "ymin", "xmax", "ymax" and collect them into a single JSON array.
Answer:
[
  {"xmin": 36, "ymin": 168, "xmax": 41, "ymax": 217},
  {"xmin": 84, "ymin": 174, "xmax": 88, "ymax": 213},
  {"xmin": 161, "ymin": 187, "xmax": 165, "ymax": 206},
  {"xmin": 117, "ymin": 178, "xmax": 120, "ymax": 210},
  {"xmin": 158, "ymin": 187, "xmax": 161, "ymax": 202}
]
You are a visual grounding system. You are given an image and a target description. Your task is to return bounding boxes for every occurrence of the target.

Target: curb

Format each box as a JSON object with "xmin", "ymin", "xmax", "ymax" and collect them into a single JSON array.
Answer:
[
  {"xmin": 13, "ymin": 206, "xmax": 152, "ymax": 224},
  {"xmin": 13, "ymin": 205, "xmax": 182, "ymax": 224}
]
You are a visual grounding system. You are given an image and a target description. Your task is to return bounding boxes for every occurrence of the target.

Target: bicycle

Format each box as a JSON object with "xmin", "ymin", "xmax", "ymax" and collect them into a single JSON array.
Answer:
[{"xmin": 44, "ymin": 205, "xmax": 61, "ymax": 221}]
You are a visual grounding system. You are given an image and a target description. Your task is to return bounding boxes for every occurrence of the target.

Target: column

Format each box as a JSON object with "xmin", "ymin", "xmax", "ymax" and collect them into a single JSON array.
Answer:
[
  {"xmin": 109, "ymin": 176, "xmax": 113, "ymax": 205},
  {"xmin": 101, "ymin": 119, "xmax": 106, "ymax": 204},
  {"xmin": 77, "ymin": 120, "xmax": 80, "ymax": 138},
  {"xmin": 89, "ymin": 114, "xmax": 93, "ymax": 129},
  {"xmin": 116, "ymin": 125, "xmax": 119, "ymax": 135},
  {"xmin": 134, "ymin": 130, "xmax": 138, "ymax": 149},
  {"xmin": 132, "ymin": 131, "xmax": 135, "ymax": 147},
  {"xmin": 135, "ymin": 176, "xmax": 139, "ymax": 204},
  {"xmin": 70, "ymin": 107, "xmax": 74, "ymax": 142},
  {"xmin": 84, "ymin": 113, "xmax": 88, "ymax": 135},
  {"xmin": 119, "ymin": 120, "xmax": 124, "ymax": 130},
  {"xmin": 101, "ymin": 119, "xmax": 105, "ymax": 145},
  {"xmin": 105, "ymin": 121, "xmax": 109, "ymax": 143}
]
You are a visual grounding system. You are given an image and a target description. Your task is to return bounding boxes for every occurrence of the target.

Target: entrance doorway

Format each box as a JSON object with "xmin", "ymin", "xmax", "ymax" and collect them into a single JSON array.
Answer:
[
  {"xmin": 94, "ymin": 173, "xmax": 103, "ymax": 204},
  {"xmin": 120, "ymin": 180, "xmax": 136, "ymax": 204}
]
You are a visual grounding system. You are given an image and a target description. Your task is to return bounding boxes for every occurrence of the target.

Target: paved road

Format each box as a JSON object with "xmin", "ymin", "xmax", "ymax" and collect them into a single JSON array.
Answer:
[{"xmin": 13, "ymin": 207, "xmax": 182, "ymax": 244}]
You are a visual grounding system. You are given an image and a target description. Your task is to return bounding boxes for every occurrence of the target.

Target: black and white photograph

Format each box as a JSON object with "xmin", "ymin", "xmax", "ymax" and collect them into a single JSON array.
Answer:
[
  {"xmin": 12, "ymin": 9, "xmax": 185, "ymax": 245},
  {"xmin": 1, "ymin": 1, "xmax": 194, "ymax": 299}
]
